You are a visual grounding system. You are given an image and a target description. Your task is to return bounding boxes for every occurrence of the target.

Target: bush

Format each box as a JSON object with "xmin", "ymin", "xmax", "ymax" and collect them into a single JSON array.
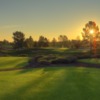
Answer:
[
  {"xmin": 28, "ymin": 55, "xmax": 43, "ymax": 67},
  {"xmin": 44, "ymin": 55, "xmax": 57, "ymax": 60},
  {"xmin": 28, "ymin": 55, "xmax": 78, "ymax": 67},
  {"xmin": 51, "ymin": 56, "xmax": 77, "ymax": 64},
  {"xmin": 67, "ymin": 56, "xmax": 78, "ymax": 63},
  {"xmin": 38, "ymin": 60, "xmax": 51, "ymax": 65}
]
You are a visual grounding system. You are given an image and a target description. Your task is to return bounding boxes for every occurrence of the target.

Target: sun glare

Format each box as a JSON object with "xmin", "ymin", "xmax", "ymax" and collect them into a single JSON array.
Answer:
[{"xmin": 89, "ymin": 29, "xmax": 94, "ymax": 34}]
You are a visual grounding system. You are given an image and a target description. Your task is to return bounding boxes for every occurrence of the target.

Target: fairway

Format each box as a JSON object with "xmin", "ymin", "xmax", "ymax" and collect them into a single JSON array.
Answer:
[
  {"xmin": 0, "ymin": 57, "xmax": 29, "ymax": 69},
  {"xmin": 0, "ymin": 67, "xmax": 100, "ymax": 100},
  {"xmin": 1, "ymin": 0, "xmax": 100, "ymax": 100}
]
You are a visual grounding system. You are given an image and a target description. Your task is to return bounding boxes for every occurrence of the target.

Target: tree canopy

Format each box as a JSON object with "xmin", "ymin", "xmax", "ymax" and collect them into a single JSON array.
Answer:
[
  {"xmin": 82, "ymin": 21, "xmax": 100, "ymax": 41},
  {"xmin": 13, "ymin": 31, "xmax": 25, "ymax": 49}
]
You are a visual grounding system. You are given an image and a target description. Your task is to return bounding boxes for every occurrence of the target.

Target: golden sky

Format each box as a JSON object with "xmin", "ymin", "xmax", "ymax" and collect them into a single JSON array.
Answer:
[{"xmin": 0, "ymin": 0, "xmax": 100, "ymax": 41}]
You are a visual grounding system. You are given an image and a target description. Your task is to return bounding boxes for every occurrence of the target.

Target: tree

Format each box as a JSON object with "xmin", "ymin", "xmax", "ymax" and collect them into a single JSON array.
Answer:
[
  {"xmin": 2, "ymin": 39, "xmax": 12, "ymax": 50},
  {"xmin": 25, "ymin": 36, "xmax": 34, "ymax": 49},
  {"xmin": 71, "ymin": 36, "xmax": 82, "ymax": 49},
  {"xmin": 82, "ymin": 21, "xmax": 100, "ymax": 56},
  {"xmin": 2, "ymin": 39, "xmax": 9, "ymax": 45},
  {"xmin": 34, "ymin": 41, "xmax": 38, "ymax": 47},
  {"xmin": 38, "ymin": 36, "xmax": 44, "ymax": 47},
  {"xmin": 82, "ymin": 21, "xmax": 100, "ymax": 41},
  {"xmin": 58, "ymin": 35, "xmax": 68, "ymax": 47},
  {"xmin": 51, "ymin": 38, "xmax": 57, "ymax": 47},
  {"xmin": 44, "ymin": 37, "xmax": 49, "ymax": 47},
  {"xmin": 13, "ymin": 31, "xmax": 25, "ymax": 49},
  {"xmin": 38, "ymin": 36, "xmax": 49, "ymax": 47}
]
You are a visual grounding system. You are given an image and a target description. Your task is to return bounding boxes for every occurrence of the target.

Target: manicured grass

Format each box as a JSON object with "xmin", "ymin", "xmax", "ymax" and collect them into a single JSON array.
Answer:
[
  {"xmin": 0, "ymin": 67, "xmax": 100, "ymax": 100},
  {"xmin": 0, "ymin": 48, "xmax": 89, "ymax": 56},
  {"xmin": 78, "ymin": 58, "xmax": 100, "ymax": 64},
  {"xmin": 0, "ymin": 57, "xmax": 29, "ymax": 69}
]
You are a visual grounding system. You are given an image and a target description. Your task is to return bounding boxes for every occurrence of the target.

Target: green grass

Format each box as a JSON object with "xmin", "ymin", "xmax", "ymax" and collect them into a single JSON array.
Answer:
[
  {"xmin": 0, "ymin": 55, "xmax": 100, "ymax": 100},
  {"xmin": 0, "ymin": 67, "xmax": 100, "ymax": 100},
  {"xmin": 0, "ymin": 48, "xmax": 89, "ymax": 57},
  {"xmin": 78, "ymin": 58, "xmax": 100, "ymax": 64},
  {"xmin": 0, "ymin": 57, "xmax": 29, "ymax": 69}
]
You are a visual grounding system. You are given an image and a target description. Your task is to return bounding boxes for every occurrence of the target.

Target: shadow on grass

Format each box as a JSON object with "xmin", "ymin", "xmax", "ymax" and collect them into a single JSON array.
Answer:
[
  {"xmin": 17, "ymin": 68, "xmax": 39, "ymax": 74},
  {"xmin": 0, "ymin": 57, "xmax": 29, "ymax": 71},
  {"xmin": 1, "ymin": 68, "xmax": 65, "ymax": 100},
  {"xmin": 17, "ymin": 66, "xmax": 61, "ymax": 74},
  {"xmin": 1, "ymin": 67, "xmax": 100, "ymax": 100}
]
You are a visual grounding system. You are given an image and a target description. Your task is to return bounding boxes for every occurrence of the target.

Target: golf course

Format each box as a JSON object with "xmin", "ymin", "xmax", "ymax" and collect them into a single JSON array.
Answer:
[
  {"xmin": 0, "ymin": 48, "xmax": 100, "ymax": 100},
  {"xmin": 1, "ymin": 1, "xmax": 100, "ymax": 99}
]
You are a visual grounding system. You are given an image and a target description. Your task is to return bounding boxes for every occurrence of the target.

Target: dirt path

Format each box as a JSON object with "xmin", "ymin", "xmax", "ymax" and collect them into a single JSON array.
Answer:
[{"xmin": 0, "ymin": 62, "xmax": 100, "ymax": 72}]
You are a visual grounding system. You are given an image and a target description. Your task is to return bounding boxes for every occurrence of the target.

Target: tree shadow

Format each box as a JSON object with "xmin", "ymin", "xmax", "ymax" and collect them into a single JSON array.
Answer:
[
  {"xmin": 1, "ymin": 68, "xmax": 64, "ymax": 100},
  {"xmin": 1, "ymin": 67, "xmax": 100, "ymax": 100}
]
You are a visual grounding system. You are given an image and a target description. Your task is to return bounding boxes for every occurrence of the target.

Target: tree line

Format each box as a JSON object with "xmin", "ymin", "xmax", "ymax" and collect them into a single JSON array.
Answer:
[
  {"xmin": 0, "ymin": 31, "xmax": 82, "ymax": 50},
  {"xmin": 12, "ymin": 31, "xmax": 71, "ymax": 49},
  {"xmin": 1, "ymin": 21, "xmax": 100, "ymax": 50}
]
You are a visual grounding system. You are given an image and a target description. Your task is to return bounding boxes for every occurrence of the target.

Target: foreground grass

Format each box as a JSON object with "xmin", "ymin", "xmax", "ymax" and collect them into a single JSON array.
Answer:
[
  {"xmin": 79, "ymin": 58, "xmax": 100, "ymax": 64},
  {"xmin": 0, "ymin": 67, "xmax": 100, "ymax": 100},
  {"xmin": 0, "ymin": 57, "xmax": 29, "ymax": 69}
]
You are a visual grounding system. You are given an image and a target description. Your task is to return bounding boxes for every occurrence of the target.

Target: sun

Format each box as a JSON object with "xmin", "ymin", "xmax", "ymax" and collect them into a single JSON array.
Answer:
[{"xmin": 89, "ymin": 29, "xmax": 94, "ymax": 34}]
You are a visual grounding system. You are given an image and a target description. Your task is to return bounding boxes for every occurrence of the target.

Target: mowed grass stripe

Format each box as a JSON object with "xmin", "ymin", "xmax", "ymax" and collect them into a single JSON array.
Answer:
[
  {"xmin": 0, "ymin": 67, "xmax": 100, "ymax": 100},
  {"xmin": 0, "ymin": 57, "xmax": 29, "ymax": 69}
]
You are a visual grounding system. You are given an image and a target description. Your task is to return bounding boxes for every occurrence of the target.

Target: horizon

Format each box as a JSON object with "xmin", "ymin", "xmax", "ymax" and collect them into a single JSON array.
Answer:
[{"xmin": 0, "ymin": 0, "xmax": 100, "ymax": 41}]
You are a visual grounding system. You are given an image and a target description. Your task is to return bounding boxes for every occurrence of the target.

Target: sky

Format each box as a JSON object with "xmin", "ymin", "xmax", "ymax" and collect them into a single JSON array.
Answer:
[{"xmin": 0, "ymin": 0, "xmax": 100, "ymax": 41}]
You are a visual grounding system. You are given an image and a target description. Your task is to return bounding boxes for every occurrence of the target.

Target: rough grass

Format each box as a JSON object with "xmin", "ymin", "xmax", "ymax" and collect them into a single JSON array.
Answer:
[
  {"xmin": 0, "ymin": 67, "xmax": 100, "ymax": 100},
  {"xmin": 78, "ymin": 58, "xmax": 100, "ymax": 64},
  {"xmin": 0, "ymin": 57, "xmax": 29, "ymax": 69},
  {"xmin": 0, "ymin": 48, "xmax": 89, "ymax": 57}
]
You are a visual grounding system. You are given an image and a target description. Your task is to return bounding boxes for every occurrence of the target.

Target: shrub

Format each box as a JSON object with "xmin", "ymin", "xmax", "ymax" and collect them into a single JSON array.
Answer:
[
  {"xmin": 28, "ymin": 55, "xmax": 78, "ymax": 67},
  {"xmin": 38, "ymin": 60, "xmax": 51, "ymax": 65},
  {"xmin": 28, "ymin": 55, "xmax": 43, "ymax": 66},
  {"xmin": 51, "ymin": 56, "xmax": 77, "ymax": 64},
  {"xmin": 44, "ymin": 55, "xmax": 57, "ymax": 60}
]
